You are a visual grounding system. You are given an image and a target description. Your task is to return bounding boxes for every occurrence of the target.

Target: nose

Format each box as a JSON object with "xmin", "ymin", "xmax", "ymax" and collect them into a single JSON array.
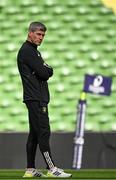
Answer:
[{"xmin": 40, "ymin": 35, "xmax": 43, "ymax": 40}]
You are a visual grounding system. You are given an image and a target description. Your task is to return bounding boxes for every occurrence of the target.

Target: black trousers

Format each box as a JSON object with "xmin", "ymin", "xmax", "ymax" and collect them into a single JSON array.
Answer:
[{"xmin": 25, "ymin": 101, "xmax": 55, "ymax": 169}]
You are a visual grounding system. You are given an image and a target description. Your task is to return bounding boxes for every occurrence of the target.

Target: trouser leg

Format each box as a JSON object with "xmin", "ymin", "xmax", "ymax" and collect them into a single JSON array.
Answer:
[
  {"xmin": 25, "ymin": 101, "xmax": 55, "ymax": 169},
  {"xmin": 26, "ymin": 131, "xmax": 38, "ymax": 168}
]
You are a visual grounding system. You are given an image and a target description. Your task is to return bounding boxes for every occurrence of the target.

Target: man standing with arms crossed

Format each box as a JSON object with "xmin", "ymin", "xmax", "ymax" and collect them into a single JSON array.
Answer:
[{"xmin": 17, "ymin": 21, "xmax": 72, "ymax": 178}]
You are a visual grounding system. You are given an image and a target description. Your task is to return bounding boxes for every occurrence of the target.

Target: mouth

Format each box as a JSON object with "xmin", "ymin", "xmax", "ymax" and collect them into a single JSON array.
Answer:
[
  {"xmin": 35, "ymin": 41, "xmax": 41, "ymax": 46},
  {"xmin": 38, "ymin": 40, "xmax": 42, "ymax": 44}
]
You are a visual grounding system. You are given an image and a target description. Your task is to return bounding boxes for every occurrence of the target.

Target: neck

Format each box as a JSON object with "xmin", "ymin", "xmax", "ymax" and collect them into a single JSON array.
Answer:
[
  {"xmin": 26, "ymin": 39, "xmax": 37, "ymax": 49},
  {"xmin": 27, "ymin": 37, "xmax": 34, "ymax": 44}
]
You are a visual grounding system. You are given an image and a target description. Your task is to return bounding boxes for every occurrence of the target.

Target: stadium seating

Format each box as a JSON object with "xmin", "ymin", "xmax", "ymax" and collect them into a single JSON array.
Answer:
[{"xmin": 0, "ymin": 0, "xmax": 116, "ymax": 132}]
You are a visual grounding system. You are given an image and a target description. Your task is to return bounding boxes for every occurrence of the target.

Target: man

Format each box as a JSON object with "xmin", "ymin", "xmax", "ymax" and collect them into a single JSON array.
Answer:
[{"xmin": 17, "ymin": 21, "xmax": 72, "ymax": 178}]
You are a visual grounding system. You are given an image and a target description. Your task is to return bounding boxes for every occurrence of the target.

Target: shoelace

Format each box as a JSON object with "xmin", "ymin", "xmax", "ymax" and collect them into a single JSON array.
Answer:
[
  {"xmin": 27, "ymin": 169, "xmax": 42, "ymax": 176},
  {"xmin": 52, "ymin": 167, "xmax": 64, "ymax": 173},
  {"xmin": 57, "ymin": 168, "xmax": 64, "ymax": 172}
]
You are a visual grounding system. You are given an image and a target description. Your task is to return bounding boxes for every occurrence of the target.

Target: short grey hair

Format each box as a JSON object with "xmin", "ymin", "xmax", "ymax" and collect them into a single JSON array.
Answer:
[{"xmin": 28, "ymin": 22, "xmax": 47, "ymax": 32}]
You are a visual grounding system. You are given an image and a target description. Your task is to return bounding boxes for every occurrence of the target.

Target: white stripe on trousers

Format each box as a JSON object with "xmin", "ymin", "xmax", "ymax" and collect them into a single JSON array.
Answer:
[{"xmin": 43, "ymin": 151, "xmax": 54, "ymax": 169}]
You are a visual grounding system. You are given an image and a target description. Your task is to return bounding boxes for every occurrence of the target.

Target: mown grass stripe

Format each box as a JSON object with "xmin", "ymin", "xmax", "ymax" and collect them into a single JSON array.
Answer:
[{"xmin": 0, "ymin": 170, "xmax": 116, "ymax": 179}]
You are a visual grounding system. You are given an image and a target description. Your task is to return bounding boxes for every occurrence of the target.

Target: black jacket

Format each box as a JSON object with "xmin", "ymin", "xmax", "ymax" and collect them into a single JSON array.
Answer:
[{"xmin": 17, "ymin": 40, "xmax": 53, "ymax": 105}]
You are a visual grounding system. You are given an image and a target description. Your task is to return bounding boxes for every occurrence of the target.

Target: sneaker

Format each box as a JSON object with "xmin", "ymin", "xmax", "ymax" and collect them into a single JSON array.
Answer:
[
  {"xmin": 23, "ymin": 168, "xmax": 46, "ymax": 178},
  {"xmin": 47, "ymin": 166, "xmax": 72, "ymax": 178}
]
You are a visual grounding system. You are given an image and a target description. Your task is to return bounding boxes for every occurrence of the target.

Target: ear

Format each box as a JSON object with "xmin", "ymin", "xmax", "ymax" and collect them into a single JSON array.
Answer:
[{"xmin": 28, "ymin": 31, "xmax": 33, "ymax": 39}]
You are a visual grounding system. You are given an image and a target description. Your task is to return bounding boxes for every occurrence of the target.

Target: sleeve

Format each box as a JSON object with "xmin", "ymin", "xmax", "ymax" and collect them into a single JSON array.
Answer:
[
  {"xmin": 44, "ymin": 63, "xmax": 53, "ymax": 77},
  {"xmin": 20, "ymin": 48, "xmax": 52, "ymax": 81}
]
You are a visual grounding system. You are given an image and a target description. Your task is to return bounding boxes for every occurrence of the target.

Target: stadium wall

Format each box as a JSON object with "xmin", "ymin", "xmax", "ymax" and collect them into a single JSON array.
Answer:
[{"xmin": 0, "ymin": 132, "xmax": 116, "ymax": 169}]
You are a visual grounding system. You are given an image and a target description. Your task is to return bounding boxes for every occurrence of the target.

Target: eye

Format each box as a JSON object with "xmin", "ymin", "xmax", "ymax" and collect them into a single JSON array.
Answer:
[
  {"xmin": 36, "ymin": 33, "xmax": 40, "ymax": 36},
  {"xmin": 37, "ymin": 33, "xmax": 44, "ymax": 37}
]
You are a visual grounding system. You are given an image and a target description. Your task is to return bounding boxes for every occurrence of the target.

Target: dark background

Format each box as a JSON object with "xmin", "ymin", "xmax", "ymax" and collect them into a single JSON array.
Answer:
[{"xmin": 0, "ymin": 132, "xmax": 116, "ymax": 169}]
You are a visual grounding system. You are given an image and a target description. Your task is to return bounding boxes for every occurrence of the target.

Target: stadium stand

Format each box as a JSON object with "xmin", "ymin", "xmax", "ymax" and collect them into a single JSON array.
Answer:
[{"xmin": 0, "ymin": 0, "xmax": 116, "ymax": 132}]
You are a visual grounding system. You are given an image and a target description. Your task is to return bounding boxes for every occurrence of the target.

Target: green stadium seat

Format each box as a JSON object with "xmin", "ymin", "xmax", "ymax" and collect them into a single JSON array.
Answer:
[
  {"xmin": 72, "ymin": 22, "xmax": 86, "ymax": 31},
  {"xmin": 0, "ymin": 0, "xmax": 115, "ymax": 132},
  {"xmin": 28, "ymin": 6, "xmax": 44, "ymax": 15},
  {"xmin": 103, "ymin": 44, "xmax": 115, "ymax": 53},
  {"xmin": 96, "ymin": 22, "xmax": 110, "ymax": 30},
  {"xmin": 106, "ymin": 29, "xmax": 116, "ymax": 38},
  {"xmin": 111, "ymin": 68, "xmax": 116, "ymax": 76},
  {"xmin": 60, "ymin": 67, "xmax": 71, "ymax": 77},
  {"xmin": 51, "ymin": 121, "xmax": 74, "ymax": 132},
  {"xmin": 6, "ymin": 43, "xmax": 18, "ymax": 52},
  {"xmin": 54, "ymin": 44, "xmax": 68, "ymax": 52},
  {"xmin": 90, "ymin": 0, "xmax": 101, "ymax": 7},
  {"xmin": 98, "ymin": 114, "xmax": 111, "ymax": 124},
  {"xmin": 99, "ymin": 6, "xmax": 111, "ymax": 15},
  {"xmin": 50, "ymin": 99, "xmax": 64, "ymax": 108},
  {"xmin": 90, "ymin": 51, "xmax": 100, "ymax": 61},
  {"xmin": 87, "ymin": 15, "xmax": 99, "ymax": 23},
  {"xmin": 67, "ymin": 0, "xmax": 80, "ymax": 7},
  {"xmin": 92, "ymin": 36, "xmax": 107, "ymax": 44},
  {"xmin": 3, "ymin": 83, "xmax": 17, "ymax": 93},
  {"xmin": 99, "ymin": 123, "xmax": 112, "ymax": 132},
  {"xmin": 13, "ymin": 14, "xmax": 28, "ymax": 23},
  {"xmin": 10, "ymin": 107, "xmax": 24, "ymax": 116},
  {"xmin": 0, "ymin": 0, "xmax": 8, "ymax": 8},
  {"xmin": 0, "ymin": 75, "xmax": 6, "ymax": 84},
  {"xmin": 111, "ymin": 123, "xmax": 116, "ymax": 131},
  {"xmin": 100, "ymin": 60, "xmax": 112, "ymax": 69},
  {"xmin": 44, "ymin": 0, "xmax": 58, "ymax": 7},
  {"xmin": 20, "ymin": 0, "xmax": 35, "ymax": 7},
  {"xmin": 62, "ymin": 14, "xmax": 76, "ymax": 23},
  {"xmin": 0, "ymin": 116, "xmax": 6, "ymax": 123},
  {"xmin": 45, "ymin": 36, "xmax": 59, "ymax": 44},
  {"xmin": 0, "ymin": 99, "xmax": 12, "ymax": 108},
  {"xmin": 53, "ymin": 6, "xmax": 68, "ymax": 15},
  {"xmin": 85, "ymin": 122, "xmax": 96, "ymax": 132},
  {"xmin": 39, "ymin": 14, "xmax": 53, "ymax": 22},
  {"xmin": 88, "ymin": 107, "xmax": 102, "ymax": 116},
  {"xmin": 77, "ymin": 6, "xmax": 90, "ymax": 15},
  {"xmin": 75, "ymin": 60, "xmax": 88, "ymax": 68}
]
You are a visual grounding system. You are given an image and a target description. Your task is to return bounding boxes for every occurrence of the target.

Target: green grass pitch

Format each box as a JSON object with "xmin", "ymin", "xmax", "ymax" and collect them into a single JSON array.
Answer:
[{"xmin": 0, "ymin": 169, "xmax": 116, "ymax": 180}]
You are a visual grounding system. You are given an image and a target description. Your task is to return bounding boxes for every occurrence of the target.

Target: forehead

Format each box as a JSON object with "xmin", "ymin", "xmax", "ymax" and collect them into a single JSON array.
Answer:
[
  {"xmin": 32, "ymin": 30, "xmax": 45, "ymax": 36},
  {"xmin": 33, "ymin": 29, "xmax": 45, "ymax": 35}
]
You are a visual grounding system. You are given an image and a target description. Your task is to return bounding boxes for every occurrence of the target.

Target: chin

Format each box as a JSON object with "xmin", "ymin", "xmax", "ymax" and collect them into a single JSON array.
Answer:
[{"xmin": 37, "ymin": 42, "xmax": 41, "ymax": 45}]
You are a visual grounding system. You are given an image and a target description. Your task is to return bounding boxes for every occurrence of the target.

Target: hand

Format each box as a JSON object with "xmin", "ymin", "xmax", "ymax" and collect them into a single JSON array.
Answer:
[
  {"xmin": 44, "ymin": 63, "xmax": 53, "ymax": 77},
  {"xmin": 44, "ymin": 63, "xmax": 52, "ymax": 69}
]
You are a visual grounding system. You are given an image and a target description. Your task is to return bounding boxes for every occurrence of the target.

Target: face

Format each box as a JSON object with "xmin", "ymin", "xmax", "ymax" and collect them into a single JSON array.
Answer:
[{"xmin": 28, "ymin": 29, "xmax": 45, "ymax": 46}]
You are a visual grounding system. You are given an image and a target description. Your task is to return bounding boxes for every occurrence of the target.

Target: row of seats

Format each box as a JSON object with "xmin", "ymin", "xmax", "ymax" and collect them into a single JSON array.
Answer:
[{"xmin": 0, "ymin": 0, "xmax": 116, "ymax": 132}]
